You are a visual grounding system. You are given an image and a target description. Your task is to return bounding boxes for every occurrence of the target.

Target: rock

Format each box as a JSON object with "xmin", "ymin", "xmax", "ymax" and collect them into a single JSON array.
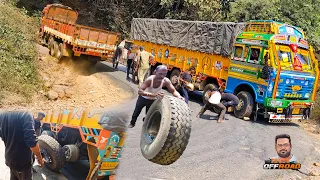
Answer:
[
  {"xmin": 48, "ymin": 91, "xmax": 58, "ymax": 100},
  {"xmin": 44, "ymin": 81, "xmax": 52, "ymax": 88},
  {"xmin": 100, "ymin": 104, "xmax": 104, "ymax": 108},
  {"xmin": 64, "ymin": 89, "xmax": 73, "ymax": 98},
  {"xmin": 313, "ymin": 162, "xmax": 320, "ymax": 167},
  {"xmin": 38, "ymin": 90, "xmax": 44, "ymax": 95},
  {"xmin": 310, "ymin": 170, "xmax": 320, "ymax": 176},
  {"xmin": 52, "ymin": 85, "xmax": 67, "ymax": 98}
]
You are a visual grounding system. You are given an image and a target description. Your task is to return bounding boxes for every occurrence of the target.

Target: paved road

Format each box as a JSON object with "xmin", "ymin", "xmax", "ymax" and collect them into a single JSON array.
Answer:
[
  {"xmin": 0, "ymin": 60, "xmax": 319, "ymax": 180},
  {"xmin": 97, "ymin": 61, "xmax": 320, "ymax": 180}
]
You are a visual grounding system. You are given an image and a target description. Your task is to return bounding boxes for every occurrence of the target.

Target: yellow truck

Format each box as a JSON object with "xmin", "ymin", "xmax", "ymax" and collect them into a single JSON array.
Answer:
[
  {"xmin": 38, "ymin": 95, "xmax": 192, "ymax": 179},
  {"xmin": 130, "ymin": 18, "xmax": 319, "ymax": 123}
]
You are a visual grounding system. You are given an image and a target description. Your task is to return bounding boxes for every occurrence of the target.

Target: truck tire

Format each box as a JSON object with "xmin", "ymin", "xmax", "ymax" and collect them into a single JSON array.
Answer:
[
  {"xmin": 41, "ymin": 130, "xmax": 56, "ymax": 138},
  {"xmin": 203, "ymin": 83, "xmax": 219, "ymax": 104},
  {"xmin": 56, "ymin": 43, "xmax": 64, "ymax": 60},
  {"xmin": 234, "ymin": 91, "xmax": 254, "ymax": 119},
  {"xmin": 52, "ymin": 41, "xmax": 59, "ymax": 58},
  {"xmin": 48, "ymin": 39, "xmax": 55, "ymax": 57},
  {"xmin": 169, "ymin": 69, "xmax": 181, "ymax": 90},
  {"xmin": 38, "ymin": 135, "xmax": 66, "ymax": 172},
  {"xmin": 140, "ymin": 95, "xmax": 191, "ymax": 165},
  {"xmin": 62, "ymin": 144, "xmax": 80, "ymax": 162}
]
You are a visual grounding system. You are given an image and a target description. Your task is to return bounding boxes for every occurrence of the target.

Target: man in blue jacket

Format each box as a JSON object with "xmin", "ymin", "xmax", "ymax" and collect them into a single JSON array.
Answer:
[{"xmin": 0, "ymin": 111, "xmax": 44, "ymax": 180}]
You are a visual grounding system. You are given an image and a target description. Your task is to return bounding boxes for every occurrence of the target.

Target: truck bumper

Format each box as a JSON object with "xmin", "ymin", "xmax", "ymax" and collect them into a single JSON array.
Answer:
[{"xmin": 268, "ymin": 113, "xmax": 305, "ymax": 123}]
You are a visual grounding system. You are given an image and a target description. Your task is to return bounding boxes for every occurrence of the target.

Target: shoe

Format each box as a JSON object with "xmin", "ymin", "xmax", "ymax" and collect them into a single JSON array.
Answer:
[{"xmin": 128, "ymin": 124, "xmax": 135, "ymax": 128}]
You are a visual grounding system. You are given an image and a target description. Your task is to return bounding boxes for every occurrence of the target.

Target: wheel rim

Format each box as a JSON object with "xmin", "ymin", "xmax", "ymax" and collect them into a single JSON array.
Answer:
[
  {"xmin": 236, "ymin": 99, "xmax": 244, "ymax": 111},
  {"xmin": 63, "ymin": 146, "xmax": 71, "ymax": 161},
  {"xmin": 144, "ymin": 110, "xmax": 161, "ymax": 144},
  {"xmin": 41, "ymin": 149, "xmax": 53, "ymax": 164}
]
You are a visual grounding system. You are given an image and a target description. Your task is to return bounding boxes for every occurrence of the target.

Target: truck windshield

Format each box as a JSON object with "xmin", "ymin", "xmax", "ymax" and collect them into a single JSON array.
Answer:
[{"xmin": 274, "ymin": 44, "xmax": 312, "ymax": 71}]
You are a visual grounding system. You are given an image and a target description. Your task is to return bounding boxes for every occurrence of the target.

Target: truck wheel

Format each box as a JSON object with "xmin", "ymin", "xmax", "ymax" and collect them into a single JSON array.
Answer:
[
  {"xmin": 41, "ymin": 130, "xmax": 56, "ymax": 139},
  {"xmin": 55, "ymin": 43, "xmax": 64, "ymax": 60},
  {"xmin": 48, "ymin": 39, "xmax": 55, "ymax": 57},
  {"xmin": 62, "ymin": 145, "xmax": 80, "ymax": 162},
  {"xmin": 234, "ymin": 91, "xmax": 254, "ymax": 119},
  {"xmin": 51, "ymin": 41, "xmax": 59, "ymax": 58},
  {"xmin": 38, "ymin": 135, "xmax": 66, "ymax": 172},
  {"xmin": 169, "ymin": 69, "xmax": 181, "ymax": 90},
  {"xmin": 140, "ymin": 95, "xmax": 191, "ymax": 165},
  {"xmin": 203, "ymin": 83, "xmax": 219, "ymax": 104}
]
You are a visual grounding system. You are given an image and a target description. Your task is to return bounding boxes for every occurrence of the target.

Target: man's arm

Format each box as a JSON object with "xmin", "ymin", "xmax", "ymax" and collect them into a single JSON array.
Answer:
[
  {"xmin": 22, "ymin": 113, "xmax": 44, "ymax": 167},
  {"xmin": 164, "ymin": 78, "xmax": 183, "ymax": 99}
]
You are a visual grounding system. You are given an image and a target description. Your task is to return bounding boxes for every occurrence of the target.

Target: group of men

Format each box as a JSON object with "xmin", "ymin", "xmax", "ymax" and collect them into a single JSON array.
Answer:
[{"xmin": 123, "ymin": 46, "xmax": 240, "ymax": 127}]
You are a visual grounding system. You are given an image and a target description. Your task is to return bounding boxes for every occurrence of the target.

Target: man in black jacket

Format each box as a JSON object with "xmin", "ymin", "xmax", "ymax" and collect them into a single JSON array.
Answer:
[{"xmin": 0, "ymin": 111, "xmax": 44, "ymax": 180}]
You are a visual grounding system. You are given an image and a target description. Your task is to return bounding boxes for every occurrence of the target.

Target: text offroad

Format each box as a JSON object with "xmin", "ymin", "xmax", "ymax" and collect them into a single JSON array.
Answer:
[{"xmin": 263, "ymin": 163, "xmax": 301, "ymax": 170}]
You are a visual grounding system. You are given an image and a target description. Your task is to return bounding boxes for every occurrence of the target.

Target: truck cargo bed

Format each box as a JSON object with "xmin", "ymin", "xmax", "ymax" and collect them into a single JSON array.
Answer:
[{"xmin": 130, "ymin": 18, "xmax": 246, "ymax": 56}]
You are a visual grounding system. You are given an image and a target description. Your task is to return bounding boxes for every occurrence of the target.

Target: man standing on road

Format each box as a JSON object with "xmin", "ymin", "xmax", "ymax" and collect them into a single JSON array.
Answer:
[
  {"xmin": 128, "ymin": 65, "xmax": 184, "ymax": 128},
  {"xmin": 267, "ymin": 134, "xmax": 297, "ymax": 163},
  {"xmin": 34, "ymin": 112, "xmax": 46, "ymax": 136},
  {"xmin": 126, "ymin": 47, "xmax": 135, "ymax": 80},
  {"xmin": 179, "ymin": 66, "xmax": 196, "ymax": 104},
  {"xmin": 0, "ymin": 111, "xmax": 44, "ymax": 180},
  {"xmin": 136, "ymin": 46, "xmax": 154, "ymax": 88}
]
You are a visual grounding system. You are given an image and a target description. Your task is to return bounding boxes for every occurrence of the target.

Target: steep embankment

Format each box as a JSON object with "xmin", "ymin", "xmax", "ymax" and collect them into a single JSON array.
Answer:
[
  {"xmin": 0, "ymin": 1, "xmax": 132, "ymax": 112},
  {"xmin": 0, "ymin": 1, "xmax": 40, "ymax": 105}
]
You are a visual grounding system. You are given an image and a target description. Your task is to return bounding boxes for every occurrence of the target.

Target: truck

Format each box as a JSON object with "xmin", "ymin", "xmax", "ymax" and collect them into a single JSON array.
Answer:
[
  {"xmin": 130, "ymin": 18, "xmax": 319, "ymax": 123},
  {"xmin": 38, "ymin": 4, "xmax": 120, "ymax": 65},
  {"xmin": 37, "ymin": 95, "xmax": 192, "ymax": 179}
]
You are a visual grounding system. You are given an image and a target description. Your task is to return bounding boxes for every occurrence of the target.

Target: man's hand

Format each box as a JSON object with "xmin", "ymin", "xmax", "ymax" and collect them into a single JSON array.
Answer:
[
  {"xmin": 156, "ymin": 92, "xmax": 165, "ymax": 98},
  {"xmin": 36, "ymin": 154, "xmax": 44, "ymax": 167},
  {"xmin": 178, "ymin": 96, "xmax": 185, "ymax": 101}
]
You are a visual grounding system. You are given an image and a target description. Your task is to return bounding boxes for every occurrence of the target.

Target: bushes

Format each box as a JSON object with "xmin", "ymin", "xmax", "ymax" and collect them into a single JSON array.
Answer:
[{"xmin": 0, "ymin": 2, "xmax": 40, "ymax": 103}]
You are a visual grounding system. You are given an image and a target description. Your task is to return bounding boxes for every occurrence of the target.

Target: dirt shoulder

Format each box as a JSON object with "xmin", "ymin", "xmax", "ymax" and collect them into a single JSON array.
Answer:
[{"xmin": 0, "ymin": 45, "xmax": 132, "ymax": 112}]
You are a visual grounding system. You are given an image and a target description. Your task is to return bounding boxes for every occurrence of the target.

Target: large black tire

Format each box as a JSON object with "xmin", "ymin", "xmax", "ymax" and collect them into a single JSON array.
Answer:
[
  {"xmin": 169, "ymin": 69, "xmax": 181, "ymax": 90},
  {"xmin": 38, "ymin": 135, "xmax": 66, "ymax": 172},
  {"xmin": 202, "ymin": 83, "xmax": 219, "ymax": 105},
  {"xmin": 234, "ymin": 91, "xmax": 254, "ymax": 119},
  {"xmin": 140, "ymin": 95, "xmax": 192, "ymax": 165},
  {"xmin": 41, "ymin": 130, "xmax": 56, "ymax": 138},
  {"xmin": 62, "ymin": 144, "xmax": 80, "ymax": 162},
  {"xmin": 87, "ymin": 56, "xmax": 99, "ymax": 66}
]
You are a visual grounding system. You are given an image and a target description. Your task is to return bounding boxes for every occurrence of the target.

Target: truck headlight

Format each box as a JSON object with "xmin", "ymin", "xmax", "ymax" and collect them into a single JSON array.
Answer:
[
  {"xmin": 304, "ymin": 93, "xmax": 310, "ymax": 98},
  {"xmin": 270, "ymin": 100, "xmax": 283, "ymax": 107}
]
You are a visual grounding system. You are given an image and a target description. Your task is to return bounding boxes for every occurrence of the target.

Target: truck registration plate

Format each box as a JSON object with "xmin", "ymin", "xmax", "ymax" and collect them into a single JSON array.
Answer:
[{"xmin": 101, "ymin": 162, "xmax": 118, "ymax": 170}]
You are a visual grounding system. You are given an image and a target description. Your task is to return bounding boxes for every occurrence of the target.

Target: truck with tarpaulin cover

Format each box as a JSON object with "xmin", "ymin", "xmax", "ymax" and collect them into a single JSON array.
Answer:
[
  {"xmin": 38, "ymin": 4, "xmax": 120, "ymax": 65},
  {"xmin": 130, "ymin": 18, "xmax": 319, "ymax": 123}
]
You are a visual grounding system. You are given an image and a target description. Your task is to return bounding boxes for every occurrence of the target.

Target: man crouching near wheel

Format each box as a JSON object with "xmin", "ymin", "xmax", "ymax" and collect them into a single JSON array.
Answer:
[{"xmin": 128, "ymin": 65, "xmax": 185, "ymax": 128}]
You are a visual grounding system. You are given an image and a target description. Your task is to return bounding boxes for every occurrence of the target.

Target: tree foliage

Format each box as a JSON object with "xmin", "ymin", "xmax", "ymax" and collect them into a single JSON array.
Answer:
[{"xmin": 13, "ymin": 0, "xmax": 320, "ymax": 50}]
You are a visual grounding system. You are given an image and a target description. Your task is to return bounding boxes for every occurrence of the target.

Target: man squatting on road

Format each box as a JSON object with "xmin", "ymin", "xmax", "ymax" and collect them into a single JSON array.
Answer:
[
  {"xmin": 0, "ymin": 111, "xmax": 44, "ymax": 180},
  {"xmin": 129, "ymin": 65, "xmax": 185, "ymax": 128},
  {"xmin": 197, "ymin": 86, "xmax": 239, "ymax": 123}
]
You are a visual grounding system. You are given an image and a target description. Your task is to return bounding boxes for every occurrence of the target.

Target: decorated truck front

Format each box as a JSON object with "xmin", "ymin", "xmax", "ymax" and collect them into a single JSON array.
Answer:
[{"xmin": 227, "ymin": 20, "xmax": 319, "ymax": 123}]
